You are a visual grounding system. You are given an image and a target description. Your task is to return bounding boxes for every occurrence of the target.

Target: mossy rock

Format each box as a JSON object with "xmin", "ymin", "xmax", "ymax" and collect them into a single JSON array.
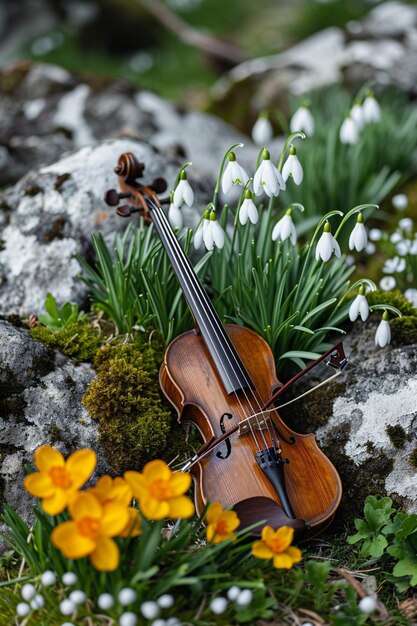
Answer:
[
  {"xmin": 83, "ymin": 337, "xmax": 194, "ymax": 474},
  {"xmin": 30, "ymin": 321, "xmax": 102, "ymax": 362}
]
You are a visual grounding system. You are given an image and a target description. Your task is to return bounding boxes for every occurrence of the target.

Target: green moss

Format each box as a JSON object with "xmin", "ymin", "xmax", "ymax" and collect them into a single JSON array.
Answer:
[
  {"xmin": 390, "ymin": 316, "xmax": 417, "ymax": 346},
  {"xmin": 30, "ymin": 321, "xmax": 101, "ymax": 362},
  {"xmin": 367, "ymin": 290, "xmax": 417, "ymax": 317},
  {"xmin": 408, "ymin": 448, "xmax": 417, "ymax": 469},
  {"xmin": 386, "ymin": 424, "xmax": 407, "ymax": 449},
  {"xmin": 280, "ymin": 380, "xmax": 347, "ymax": 433},
  {"xmin": 83, "ymin": 336, "xmax": 193, "ymax": 473}
]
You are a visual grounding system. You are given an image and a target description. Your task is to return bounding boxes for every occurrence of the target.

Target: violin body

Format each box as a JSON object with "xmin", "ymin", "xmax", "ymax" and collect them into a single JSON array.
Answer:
[{"xmin": 160, "ymin": 324, "xmax": 342, "ymax": 536}]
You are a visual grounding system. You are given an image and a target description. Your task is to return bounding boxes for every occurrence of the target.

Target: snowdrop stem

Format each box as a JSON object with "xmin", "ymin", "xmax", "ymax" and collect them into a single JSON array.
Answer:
[
  {"xmin": 369, "ymin": 304, "xmax": 402, "ymax": 318},
  {"xmin": 336, "ymin": 278, "xmax": 377, "ymax": 310},
  {"xmin": 288, "ymin": 202, "xmax": 305, "ymax": 215},
  {"xmin": 213, "ymin": 143, "xmax": 244, "ymax": 208},
  {"xmin": 334, "ymin": 203, "xmax": 378, "ymax": 239},
  {"xmin": 277, "ymin": 131, "xmax": 305, "ymax": 171},
  {"xmin": 173, "ymin": 162, "xmax": 192, "ymax": 188}
]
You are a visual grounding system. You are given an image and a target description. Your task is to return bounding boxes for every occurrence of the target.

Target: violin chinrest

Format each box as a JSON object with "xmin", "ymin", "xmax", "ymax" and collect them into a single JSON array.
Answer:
[{"xmin": 234, "ymin": 496, "xmax": 307, "ymax": 536}]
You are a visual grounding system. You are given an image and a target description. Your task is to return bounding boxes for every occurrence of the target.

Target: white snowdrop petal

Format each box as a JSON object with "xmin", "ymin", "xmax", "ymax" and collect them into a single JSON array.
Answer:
[
  {"xmin": 239, "ymin": 202, "xmax": 249, "ymax": 225},
  {"xmin": 404, "ymin": 288, "xmax": 417, "ymax": 306},
  {"xmin": 262, "ymin": 161, "xmax": 279, "ymax": 196},
  {"xmin": 332, "ymin": 236, "xmax": 341, "ymax": 258},
  {"xmin": 252, "ymin": 117, "xmax": 273, "ymax": 144},
  {"xmin": 60, "ymin": 599, "xmax": 75, "ymax": 616},
  {"xmin": 157, "ymin": 594, "xmax": 174, "ymax": 609},
  {"xmin": 221, "ymin": 162, "xmax": 233, "ymax": 195},
  {"xmin": 359, "ymin": 596, "xmax": 378, "ymax": 613},
  {"xmin": 232, "ymin": 161, "xmax": 249, "ymax": 186},
  {"xmin": 340, "ymin": 118, "xmax": 359, "ymax": 144},
  {"xmin": 349, "ymin": 295, "xmax": 360, "ymax": 322},
  {"xmin": 369, "ymin": 228, "xmax": 382, "ymax": 241},
  {"xmin": 203, "ymin": 221, "xmax": 214, "ymax": 251},
  {"xmin": 282, "ymin": 157, "xmax": 291, "ymax": 182},
  {"xmin": 392, "ymin": 194, "xmax": 408, "ymax": 210},
  {"xmin": 62, "ymin": 572, "xmax": 77, "ymax": 586},
  {"xmin": 351, "ymin": 104, "xmax": 364, "ymax": 130},
  {"xmin": 31, "ymin": 594, "xmax": 45, "ymax": 610},
  {"xmin": 210, "ymin": 597, "xmax": 228, "ymax": 615},
  {"xmin": 363, "ymin": 97, "xmax": 381, "ymax": 123},
  {"xmin": 182, "ymin": 181, "xmax": 194, "ymax": 207},
  {"xmin": 168, "ymin": 204, "xmax": 183, "ymax": 229},
  {"xmin": 247, "ymin": 202, "xmax": 259, "ymax": 224},
  {"xmin": 358, "ymin": 295, "xmax": 370, "ymax": 322},
  {"xmin": 16, "ymin": 603, "xmax": 31, "ymax": 617},
  {"xmin": 227, "ymin": 586, "xmax": 241, "ymax": 601},
  {"xmin": 291, "ymin": 158, "xmax": 303, "ymax": 185},
  {"xmin": 193, "ymin": 222, "xmax": 204, "ymax": 250},
  {"xmin": 212, "ymin": 221, "xmax": 225, "ymax": 249},
  {"xmin": 140, "ymin": 601, "xmax": 160, "ymax": 619},
  {"xmin": 21, "ymin": 584, "xmax": 36, "ymax": 601},
  {"xmin": 352, "ymin": 223, "xmax": 368, "ymax": 251},
  {"xmin": 399, "ymin": 217, "xmax": 413, "ymax": 232},
  {"xmin": 120, "ymin": 612, "xmax": 138, "ymax": 626},
  {"xmin": 379, "ymin": 276, "xmax": 396, "ymax": 291},
  {"xmin": 290, "ymin": 107, "xmax": 314, "ymax": 136},
  {"xmin": 316, "ymin": 232, "xmax": 333, "ymax": 262},
  {"xmin": 366, "ymin": 242, "xmax": 376, "ymax": 254},
  {"xmin": 253, "ymin": 161, "xmax": 265, "ymax": 195},
  {"xmin": 98, "ymin": 593, "xmax": 114, "ymax": 610},
  {"xmin": 41, "ymin": 570, "xmax": 56, "ymax": 587},
  {"xmin": 69, "ymin": 590, "xmax": 86, "ymax": 606},
  {"xmin": 173, "ymin": 181, "xmax": 184, "ymax": 207},
  {"xmin": 396, "ymin": 241, "xmax": 410, "ymax": 256},
  {"xmin": 236, "ymin": 589, "xmax": 253, "ymax": 607}
]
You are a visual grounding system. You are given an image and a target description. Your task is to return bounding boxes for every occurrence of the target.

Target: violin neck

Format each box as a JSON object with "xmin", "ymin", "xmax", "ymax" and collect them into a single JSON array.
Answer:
[{"xmin": 147, "ymin": 198, "xmax": 254, "ymax": 395}]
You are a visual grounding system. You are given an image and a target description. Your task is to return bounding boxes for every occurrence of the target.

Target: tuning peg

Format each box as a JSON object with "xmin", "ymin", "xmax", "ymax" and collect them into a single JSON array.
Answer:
[
  {"xmin": 116, "ymin": 204, "xmax": 133, "ymax": 218},
  {"xmin": 149, "ymin": 177, "xmax": 168, "ymax": 194},
  {"xmin": 104, "ymin": 189, "xmax": 132, "ymax": 207}
]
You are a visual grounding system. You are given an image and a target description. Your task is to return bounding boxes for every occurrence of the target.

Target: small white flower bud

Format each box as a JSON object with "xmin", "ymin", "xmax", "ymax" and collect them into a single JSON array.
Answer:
[
  {"xmin": 359, "ymin": 596, "xmax": 378, "ymax": 613},
  {"xmin": 41, "ymin": 570, "xmax": 56, "ymax": 586},
  {"xmin": 150, "ymin": 620, "xmax": 167, "ymax": 626},
  {"xmin": 69, "ymin": 590, "xmax": 86, "ymax": 605},
  {"xmin": 236, "ymin": 589, "xmax": 253, "ymax": 608},
  {"xmin": 119, "ymin": 612, "xmax": 138, "ymax": 626},
  {"xmin": 392, "ymin": 194, "xmax": 408, "ymax": 210},
  {"xmin": 30, "ymin": 594, "xmax": 45, "ymax": 610},
  {"xmin": 209, "ymin": 597, "xmax": 228, "ymax": 615},
  {"xmin": 140, "ymin": 601, "xmax": 160, "ymax": 619},
  {"xmin": 227, "ymin": 586, "xmax": 241, "ymax": 601},
  {"xmin": 119, "ymin": 588, "xmax": 137, "ymax": 606},
  {"xmin": 16, "ymin": 602, "xmax": 31, "ymax": 617},
  {"xmin": 62, "ymin": 572, "xmax": 77, "ymax": 586},
  {"xmin": 157, "ymin": 594, "xmax": 174, "ymax": 608},
  {"xmin": 60, "ymin": 599, "xmax": 75, "ymax": 616},
  {"xmin": 21, "ymin": 583, "xmax": 36, "ymax": 601},
  {"xmin": 98, "ymin": 593, "xmax": 114, "ymax": 610}
]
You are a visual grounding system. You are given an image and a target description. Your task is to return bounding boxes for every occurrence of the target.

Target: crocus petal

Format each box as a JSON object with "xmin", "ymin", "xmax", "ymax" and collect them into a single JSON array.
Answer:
[
  {"xmin": 168, "ymin": 495, "xmax": 195, "ymax": 519},
  {"xmin": 24, "ymin": 473, "xmax": 55, "ymax": 498},
  {"xmin": 42, "ymin": 489, "xmax": 69, "ymax": 516},
  {"xmin": 35, "ymin": 446, "xmax": 64, "ymax": 473},
  {"xmin": 285, "ymin": 546, "xmax": 302, "ymax": 563},
  {"xmin": 252, "ymin": 540, "xmax": 274, "ymax": 560},
  {"xmin": 51, "ymin": 521, "xmax": 95, "ymax": 559},
  {"xmin": 140, "ymin": 495, "xmax": 170, "ymax": 520},
  {"xmin": 169, "ymin": 472, "xmax": 192, "ymax": 497},
  {"xmin": 143, "ymin": 459, "xmax": 171, "ymax": 482},
  {"xmin": 124, "ymin": 470, "xmax": 148, "ymax": 499},
  {"xmin": 70, "ymin": 492, "xmax": 102, "ymax": 521},
  {"xmin": 100, "ymin": 503, "xmax": 130, "ymax": 537},
  {"xmin": 206, "ymin": 503, "xmax": 223, "ymax": 524},
  {"xmin": 221, "ymin": 162, "xmax": 233, "ymax": 195},
  {"xmin": 273, "ymin": 553, "xmax": 294, "ymax": 569},
  {"xmin": 261, "ymin": 525, "xmax": 275, "ymax": 543},
  {"xmin": 118, "ymin": 507, "xmax": 141, "ymax": 538},
  {"xmin": 66, "ymin": 449, "xmax": 96, "ymax": 488},
  {"xmin": 90, "ymin": 536, "xmax": 119, "ymax": 571},
  {"xmin": 271, "ymin": 525, "xmax": 294, "ymax": 551}
]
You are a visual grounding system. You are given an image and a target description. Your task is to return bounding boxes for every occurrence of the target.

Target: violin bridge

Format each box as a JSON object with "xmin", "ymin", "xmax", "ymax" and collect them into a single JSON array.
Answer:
[{"xmin": 238, "ymin": 411, "xmax": 270, "ymax": 435}]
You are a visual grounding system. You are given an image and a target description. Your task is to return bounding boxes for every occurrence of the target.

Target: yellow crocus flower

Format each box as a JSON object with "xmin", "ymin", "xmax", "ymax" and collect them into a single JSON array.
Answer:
[
  {"xmin": 24, "ymin": 446, "xmax": 96, "ymax": 516},
  {"xmin": 205, "ymin": 503, "xmax": 240, "ymax": 544},
  {"xmin": 252, "ymin": 525, "xmax": 302, "ymax": 569},
  {"xmin": 124, "ymin": 459, "xmax": 194, "ymax": 521},
  {"xmin": 88, "ymin": 475, "xmax": 133, "ymax": 507},
  {"xmin": 51, "ymin": 492, "xmax": 129, "ymax": 571}
]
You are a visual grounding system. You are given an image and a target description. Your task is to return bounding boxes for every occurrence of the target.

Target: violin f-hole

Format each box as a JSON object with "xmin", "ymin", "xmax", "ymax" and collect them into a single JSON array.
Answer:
[{"xmin": 216, "ymin": 413, "xmax": 233, "ymax": 459}]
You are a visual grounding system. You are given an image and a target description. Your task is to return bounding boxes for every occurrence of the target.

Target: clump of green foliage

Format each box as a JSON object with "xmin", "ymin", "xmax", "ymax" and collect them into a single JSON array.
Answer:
[
  {"xmin": 37, "ymin": 292, "xmax": 85, "ymax": 330},
  {"xmin": 82, "ymin": 336, "xmax": 191, "ymax": 473},
  {"xmin": 348, "ymin": 495, "xmax": 417, "ymax": 592},
  {"xmin": 30, "ymin": 321, "xmax": 101, "ymax": 362}
]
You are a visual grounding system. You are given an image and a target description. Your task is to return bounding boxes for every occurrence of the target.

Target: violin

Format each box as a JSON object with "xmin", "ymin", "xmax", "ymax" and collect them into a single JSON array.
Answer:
[{"xmin": 105, "ymin": 152, "xmax": 347, "ymax": 536}]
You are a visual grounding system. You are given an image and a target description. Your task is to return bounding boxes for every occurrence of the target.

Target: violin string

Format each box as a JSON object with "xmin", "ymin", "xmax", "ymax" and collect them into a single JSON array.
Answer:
[
  {"xmin": 151, "ymin": 200, "xmax": 279, "ymax": 453},
  {"xmin": 149, "ymin": 198, "xmax": 277, "ymax": 453}
]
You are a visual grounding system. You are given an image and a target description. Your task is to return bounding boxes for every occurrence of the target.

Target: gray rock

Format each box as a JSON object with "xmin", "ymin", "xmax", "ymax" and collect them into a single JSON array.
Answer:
[{"xmin": 0, "ymin": 320, "xmax": 104, "ymax": 552}]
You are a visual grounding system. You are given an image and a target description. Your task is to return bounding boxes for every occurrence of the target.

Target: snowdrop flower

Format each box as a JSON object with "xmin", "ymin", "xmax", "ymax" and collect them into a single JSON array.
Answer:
[
  {"xmin": 282, "ymin": 145, "xmax": 303, "ymax": 185},
  {"xmin": 379, "ymin": 276, "xmax": 396, "ymax": 291},
  {"xmin": 315, "ymin": 222, "xmax": 341, "ymax": 262},
  {"xmin": 98, "ymin": 593, "xmax": 114, "ymax": 610},
  {"xmin": 60, "ymin": 599, "xmax": 75, "ymax": 616},
  {"xmin": 168, "ymin": 202, "xmax": 183, "ymax": 229},
  {"xmin": 365, "ymin": 242, "xmax": 376, "ymax": 254},
  {"xmin": 253, "ymin": 149, "xmax": 286, "ymax": 198},
  {"xmin": 351, "ymin": 100, "xmax": 365, "ymax": 130},
  {"xmin": 392, "ymin": 194, "xmax": 408, "ymax": 210},
  {"xmin": 30, "ymin": 594, "xmax": 45, "ymax": 610},
  {"xmin": 151, "ymin": 621, "xmax": 167, "ymax": 626},
  {"xmin": 349, "ymin": 285, "xmax": 369, "ymax": 322},
  {"xmin": 272, "ymin": 208, "xmax": 297, "ymax": 245},
  {"xmin": 227, "ymin": 586, "xmax": 241, "ymax": 601},
  {"xmin": 204, "ymin": 210, "xmax": 225, "ymax": 251},
  {"xmin": 173, "ymin": 170, "xmax": 194, "ymax": 208},
  {"xmin": 119, "ymin": 588, "xmax": 137, "ymax": 606},
  {"xmin": 252, "ymin": 112, "xmax": 274, "ymax": 145},
  {"xmin": 405, "ymin": 288, "xmax": 417, "ymax": 307},
  {"xmin": 349, "ymin": 212, "xmax": 368, "ymax": 252},
  {"xmin": 398, "ymin": 217, "xmax": 413, "ymax": 232},
  {"xmin": 209, "ymin": 597, "xmax": 228, "ymax": 615},
  {"xmin": 166, "ymin": 619, "xmax": 181, "ymax": 626},
  {"xmin": 16, "ymin": 602, "xmax": 31, "ymax": 617},
  {"xmin": 236, "ymin": 589, "xmax": 253, "ymax": 608},
  {"xmin": 221, "ymin": 152, "xmax": 249, "ymax": 195},
  {"xmin": 120, "ymin": 613, "xmax": 138, "ymax": 626},
  {"xmin": 193, "ymin": 209, "xmax": 209, "ymax": 250},
  {"xmin": 290, "ymin": 105, "xmax": 315, "ymax": 136},
  {"xmin": 362, "ymin": 94, "xmax": 381, "ymax": 123},
  {"xmin": 140, "ymin": 601, "xmax": 160, "ymax": 620},
  {"xmin": 359, "ymin": 595, "xmax": 378, "ymax": 613},
  {"xmin": 369, "ymin": 228, "xmax": 382, "ymax": 241},
  {"xmin": 41, "ymin": 570, "xmax": 56, "ymax": 586},
  {"xmin": 340, "ymin": 115, "xmax": 359, "ymax": 145},
  {"xmin": 69, "ymin": 590, "xmax": 86, "ymax": 606},
  {"xmin": 383, "ymin": 256, "xmax": 406, "ymax": 273},
  {"xmin": 396, "ymin": 240, "xmax": 410, "ymax": 256},
  {"xmin": 62, "ymin": 572, "xmax": 77, "ymax": 586},
  {"xmin": 157, "ymin": 594, "xmax": 174, "ymax": 609},
  {"xmin": 239, "ymin": 190, "xmax": 258, "ymax": 225},
  {"xmin": 21, "ymin": 583, "xmax": 36, "ymax": 601},
  {"xmin": 390, "ymin": 231, "xmax": 402, "ymax": 244}
]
